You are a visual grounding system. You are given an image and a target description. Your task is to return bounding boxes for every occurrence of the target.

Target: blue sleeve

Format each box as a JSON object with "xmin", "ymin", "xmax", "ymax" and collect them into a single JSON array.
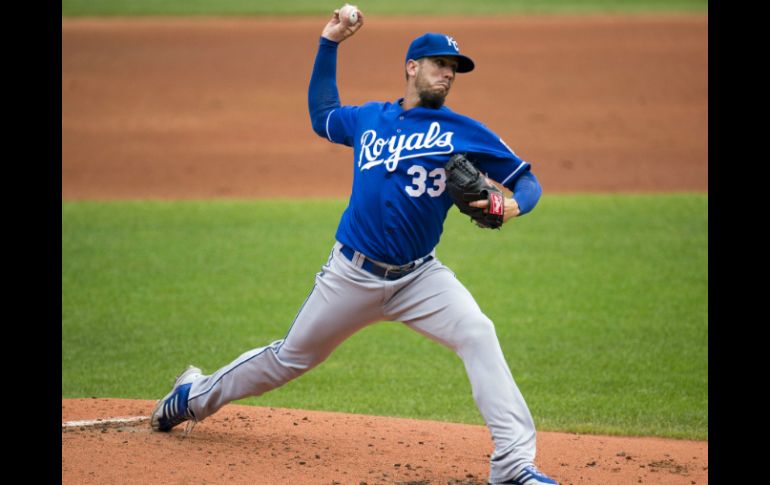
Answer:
[
  {"xmin": 308, "ymin": 37, "xmax": 358, "ymax": 146},
  {"xmin": 510, "ymin": 170, "xmax": 542, "ymax": 216}
]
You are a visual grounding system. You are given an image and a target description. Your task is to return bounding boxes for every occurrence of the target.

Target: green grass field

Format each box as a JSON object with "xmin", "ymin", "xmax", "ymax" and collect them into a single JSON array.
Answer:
[
  {"xmin": 62, "ymin": 195, "xmax": 707, "ymax": 440},
  {"xmin": 61, "ymin": 0, "xmax": 708, "ymax": 16}
]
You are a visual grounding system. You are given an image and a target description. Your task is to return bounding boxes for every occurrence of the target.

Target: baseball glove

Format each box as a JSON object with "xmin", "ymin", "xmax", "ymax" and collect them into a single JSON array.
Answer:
[{"xmin": 444, "ymin": 153, "xmax": 505, "ymax": 229}]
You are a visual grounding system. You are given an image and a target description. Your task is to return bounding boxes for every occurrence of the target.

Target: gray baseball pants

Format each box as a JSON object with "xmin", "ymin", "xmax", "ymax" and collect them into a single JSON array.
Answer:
[{"xmin": 187, "ymin": 241, "xmax": 536, "ymax": 482}]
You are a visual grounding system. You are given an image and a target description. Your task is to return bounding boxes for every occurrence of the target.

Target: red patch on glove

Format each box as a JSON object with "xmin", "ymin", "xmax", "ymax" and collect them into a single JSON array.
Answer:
[{"xmin": 488, "ymin": 191, "xmax": 504, "ymax": 216}]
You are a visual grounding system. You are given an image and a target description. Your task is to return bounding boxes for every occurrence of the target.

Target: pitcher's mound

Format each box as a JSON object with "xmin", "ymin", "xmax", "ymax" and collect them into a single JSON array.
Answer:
[{"xmin": 62, "ymin": 398, "xmax": 706, "ymax": 484}]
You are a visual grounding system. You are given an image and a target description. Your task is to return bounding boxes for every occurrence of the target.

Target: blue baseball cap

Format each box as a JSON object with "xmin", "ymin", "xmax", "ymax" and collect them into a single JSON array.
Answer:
[{"xmin": 405, "ymin": 33, "xmax": 475, "ymax": 73}]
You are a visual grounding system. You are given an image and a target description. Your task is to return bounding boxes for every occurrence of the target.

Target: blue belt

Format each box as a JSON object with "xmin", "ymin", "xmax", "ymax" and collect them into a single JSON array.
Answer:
[{"xmin": 339, "ymin": 245, "xmax": 433, "ymax": 280}]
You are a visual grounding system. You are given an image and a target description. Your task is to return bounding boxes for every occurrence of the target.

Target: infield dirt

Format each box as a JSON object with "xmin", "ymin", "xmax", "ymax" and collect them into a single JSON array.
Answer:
[
  {"xmin": 62, "ymin": 14, "xmax": 708, "ymax": 485},
  {"xmin": 62, "ymin": 398, "xmax": 707, "ymax": 485},
  {"xmin": 62, "ymin": 15, "xmax": 707, "ymax": 199}
]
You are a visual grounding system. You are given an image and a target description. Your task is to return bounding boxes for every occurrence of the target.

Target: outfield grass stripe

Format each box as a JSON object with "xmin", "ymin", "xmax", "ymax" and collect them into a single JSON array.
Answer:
[
  {"xmin": 62, "ymin": 194, "xmax": 707, "ymax": 439},
  {"xmin": 62, "ymin": 0, "xmax": 708, "ymax": 16}
]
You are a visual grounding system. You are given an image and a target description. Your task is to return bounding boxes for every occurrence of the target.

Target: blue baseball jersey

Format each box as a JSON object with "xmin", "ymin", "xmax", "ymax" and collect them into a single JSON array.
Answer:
[{"xmin": 323, "ymin": 99, "xmax": 531, "ymax": 265}]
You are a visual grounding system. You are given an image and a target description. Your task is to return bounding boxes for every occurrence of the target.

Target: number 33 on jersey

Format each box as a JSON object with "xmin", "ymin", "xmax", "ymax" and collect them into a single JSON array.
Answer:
[{"xmin": 406, "ymin": 165, "xmax": 445, "ymax": 197}]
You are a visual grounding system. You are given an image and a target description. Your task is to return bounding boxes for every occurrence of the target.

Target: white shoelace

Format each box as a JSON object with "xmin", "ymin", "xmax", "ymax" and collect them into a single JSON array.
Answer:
[{"xmin": 182, "ymin": 418, "xmax": 197, "ymax": 437}]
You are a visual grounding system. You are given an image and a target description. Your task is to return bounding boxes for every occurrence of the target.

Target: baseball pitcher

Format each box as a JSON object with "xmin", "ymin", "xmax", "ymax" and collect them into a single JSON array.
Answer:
[{"xmin": 151, "ymin": 7, "xmax": 556, "ymax": 485}]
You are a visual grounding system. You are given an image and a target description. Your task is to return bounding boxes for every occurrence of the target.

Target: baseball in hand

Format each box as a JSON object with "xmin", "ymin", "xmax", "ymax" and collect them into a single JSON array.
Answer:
[{"xmin": 340, "ymin": 4, "xmax": 359, "ymax": 25}]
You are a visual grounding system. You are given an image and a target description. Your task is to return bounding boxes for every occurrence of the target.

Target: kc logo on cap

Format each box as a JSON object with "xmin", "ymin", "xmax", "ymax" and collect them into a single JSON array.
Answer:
[{"xmin": 445, "ymin": 35, "xmax": 459, "ymax": 52}]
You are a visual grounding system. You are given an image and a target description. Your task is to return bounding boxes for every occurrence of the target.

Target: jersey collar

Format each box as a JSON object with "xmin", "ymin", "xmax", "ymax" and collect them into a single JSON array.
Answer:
[{"xmin": 394, "ymin": 97, "xmax": 450, "ymax": 114}]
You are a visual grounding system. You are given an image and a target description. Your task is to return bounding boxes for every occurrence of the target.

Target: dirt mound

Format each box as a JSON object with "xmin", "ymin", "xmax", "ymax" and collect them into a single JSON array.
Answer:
[{"xmin": 62, "ymin": 398, "xmax": 707, "ymax": 484}]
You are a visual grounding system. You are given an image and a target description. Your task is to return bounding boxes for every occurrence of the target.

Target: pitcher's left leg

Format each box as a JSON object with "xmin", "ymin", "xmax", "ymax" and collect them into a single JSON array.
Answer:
[{"xmin": 384, "ymin": 260, "xmax": 536, "ymax": 484}]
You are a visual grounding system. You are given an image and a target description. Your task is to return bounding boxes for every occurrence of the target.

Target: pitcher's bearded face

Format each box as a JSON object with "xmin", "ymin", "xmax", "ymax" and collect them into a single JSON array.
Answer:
[{"xmin": 413, "ymin": 57, "xmax": 458, "ymax": 109}]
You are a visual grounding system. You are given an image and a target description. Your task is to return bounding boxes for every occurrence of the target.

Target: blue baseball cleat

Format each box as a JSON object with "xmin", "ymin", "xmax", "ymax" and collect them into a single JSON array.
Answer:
[
  {"xmin": 490, "ymin": 465, "xmax": 559, "ymax": 485},
  {"xmin": 151, "ymin": 365, "xmax": 202, "ymax": 432}
]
